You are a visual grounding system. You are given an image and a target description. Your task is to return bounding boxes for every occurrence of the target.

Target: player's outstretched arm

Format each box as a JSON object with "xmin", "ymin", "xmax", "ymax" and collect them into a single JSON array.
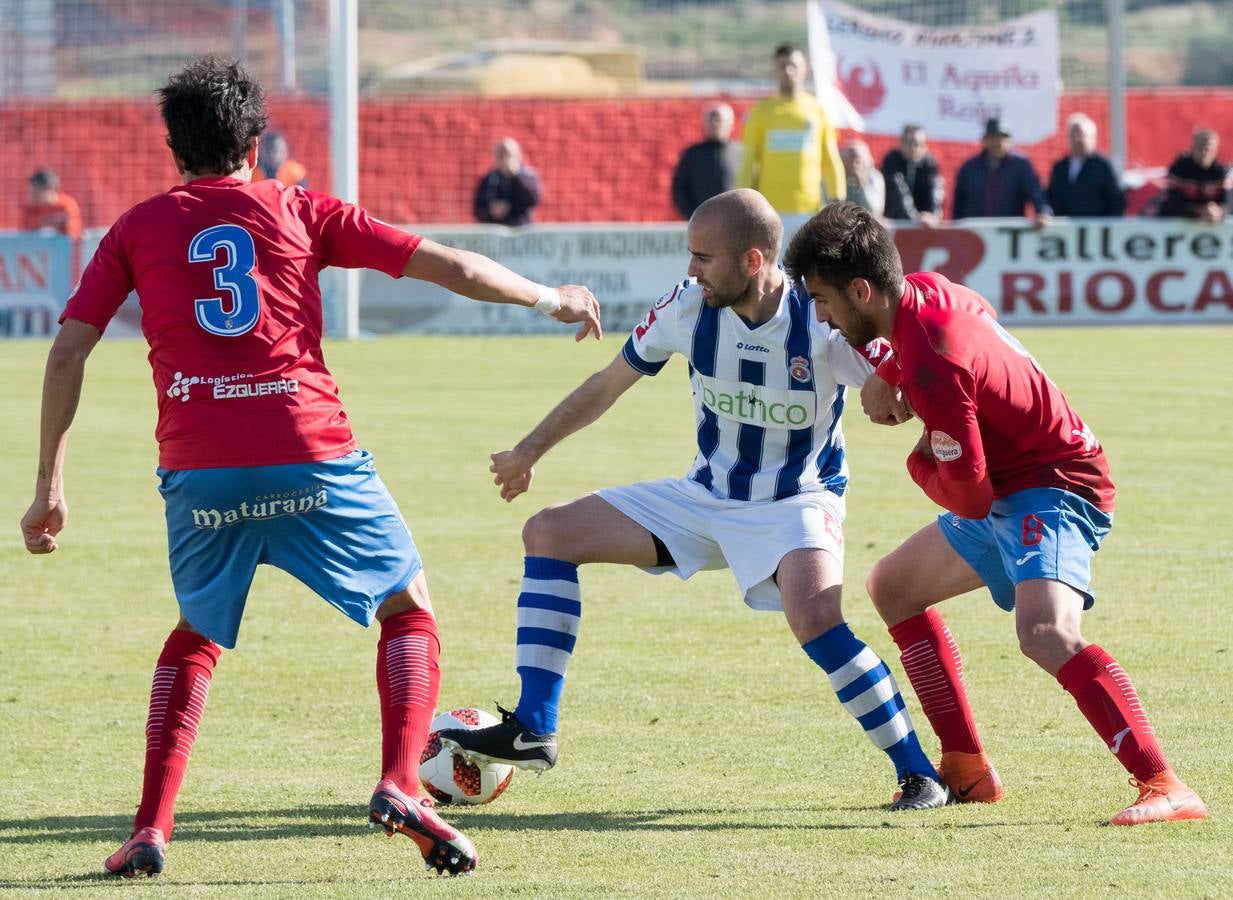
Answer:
[
  {"xmin": 403, "ymin": 238, "xmax": 602, "ymax": 341},
  {"xmin": 21, "ymin": 318, "xmax": 102, "ymax": 554},
  {"xmin": 491, "ymin": 353, "xmax": 642, "ymax": 502}
]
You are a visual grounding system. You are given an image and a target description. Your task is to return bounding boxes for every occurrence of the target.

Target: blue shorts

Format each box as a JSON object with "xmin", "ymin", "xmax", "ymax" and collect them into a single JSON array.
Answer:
[
  {"xmin": 937, "ymin": 487, "xmax": 1113, "ymax": 612},
  {"xmin": 159, "ymin": 449, "xmax": 421, "ymax": 648}
]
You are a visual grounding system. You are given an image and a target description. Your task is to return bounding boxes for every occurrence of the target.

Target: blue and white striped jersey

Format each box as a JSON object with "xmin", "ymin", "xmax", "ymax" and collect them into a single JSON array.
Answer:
[{"xmin": 621, "ymin": 276, "xmax": 885, "ymax": 502}]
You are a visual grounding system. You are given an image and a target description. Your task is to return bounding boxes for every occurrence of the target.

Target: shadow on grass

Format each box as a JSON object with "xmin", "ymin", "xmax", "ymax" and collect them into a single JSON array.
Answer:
[
  {"xmin": 0, "ymin": 805, "xmax": 1070, "ymax": 890},
  {"xmin": 0, "ymin": 873, "xmax": 414, "ymax": 890},
  {"xmin": 0, "ymin": 872, "xmax": 126, "ymax": 890},
  {"xmin": 0, "ymin": 802, "xmax": 1060, "ymax": 848}
]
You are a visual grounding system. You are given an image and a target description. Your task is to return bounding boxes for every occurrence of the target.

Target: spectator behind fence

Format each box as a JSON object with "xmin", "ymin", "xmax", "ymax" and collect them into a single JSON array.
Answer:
[
  {"xmin": 473, "ymin": 137, "xmax": 542, "ymax": 227},
  {"xmin": 1047, "ymin": 113, "xmax": 1125, "ymax": 217},
  {"xmin": 953, "ymin": 117, "xmax": 1050, "ymax": 225},
  {"xmin": 840, "ymin": 140, "xmax": 885, "ymax": 217},
  {"xmin": 21, "ymin": 169, "xmax": 82, "ymax": 240},
  {"xmin": 671, "ymin": 102, "xmax": 740, "ymax": 219},
  {"xmin": 1157, "ymin": 128, "xmax": 1227, "ymax": 222},
  {"xmin": 881, "ymin": 124, "xmax": 943, "ymax": 226},
  {"xmin": 737, "ymin": 42, "xmax": 845, "ymax": 214},
  {"xmin": 252, "ymin": 131, "xmax": 308, "ymax": 187}
]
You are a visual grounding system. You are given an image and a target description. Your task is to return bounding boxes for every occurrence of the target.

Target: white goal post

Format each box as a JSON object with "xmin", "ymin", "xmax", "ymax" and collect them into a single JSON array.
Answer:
[{"xmin": 328, "ymin": 0, "xmax": 360, "ymax": 339}]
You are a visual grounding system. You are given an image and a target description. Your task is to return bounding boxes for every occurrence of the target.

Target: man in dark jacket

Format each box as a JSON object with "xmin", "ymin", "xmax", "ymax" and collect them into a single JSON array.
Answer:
[
  {"xmin": 953, "ymin": 117, "xmax": 1050, "ymax": 225},
  {"xmin": 881, "ymin": 124, "xmax": 943, "ymax": 225},
  {"xmin": 473, "ymin": 137, "xmax": 542, "ymax": 226},
  {"xmin": 1157, "ymin": 128, "xmax": 1227, "ymax": 222},
  {"xmin": 671, "ymin": 103, "xmax": 741, "ymax": 219},
  {"xmin": 1047, "ymin": 113, "xmax": 1125, "ymax": 217}
]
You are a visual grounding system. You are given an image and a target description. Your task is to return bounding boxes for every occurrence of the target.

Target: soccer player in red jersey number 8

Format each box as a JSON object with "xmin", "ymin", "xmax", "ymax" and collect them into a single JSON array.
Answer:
[
  {"xmin": 19, "ymin": 57, "xmax": 601, "ymax": 879},
  {"xmin": 784, "ymin": 201, "xmax": 1207, "ymax": 826}
]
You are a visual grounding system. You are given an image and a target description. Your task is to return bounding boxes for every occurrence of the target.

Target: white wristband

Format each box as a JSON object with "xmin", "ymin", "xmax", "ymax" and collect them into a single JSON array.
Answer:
[{"xmin": 533, "ymin": 284, "xmax": 562, "ymax": 316}]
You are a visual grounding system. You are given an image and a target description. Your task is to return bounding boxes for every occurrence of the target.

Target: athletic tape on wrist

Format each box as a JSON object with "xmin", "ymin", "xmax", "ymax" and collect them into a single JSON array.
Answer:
[{"xmin": 533, "ymin": 284, "xmax": 562, "ymax": 316}]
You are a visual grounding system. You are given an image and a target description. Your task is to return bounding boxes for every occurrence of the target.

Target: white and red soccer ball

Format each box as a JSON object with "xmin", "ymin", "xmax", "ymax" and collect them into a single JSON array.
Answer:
[{"xmin": 419, "ymin": 708, "xmax": 514, "ymax": 805}]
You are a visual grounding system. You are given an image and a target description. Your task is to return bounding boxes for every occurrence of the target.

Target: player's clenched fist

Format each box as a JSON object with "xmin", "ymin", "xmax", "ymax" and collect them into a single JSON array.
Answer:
[
  {"xmin": 21, "ymin": 496, "xmax": 67, "ymax": 554},
  {"xmin": 860, "ymin": 373, "xmax": 912, "ymax": 426},
  {"xmin": 551, "ymin": 285, "xmax": 602, "ymax": 342},
  {"xmin": 490, "ymin": 448, "xmax": 536, "ymax": 502}
]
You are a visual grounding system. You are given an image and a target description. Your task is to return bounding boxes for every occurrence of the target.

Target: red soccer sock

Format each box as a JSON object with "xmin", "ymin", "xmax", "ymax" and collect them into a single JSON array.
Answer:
[
  {"xmin": 1056, "ymin": 644, "xmax": 1171, "ymax": 783},
  {"xmin": 888, "ymin": 608, "xmax": 984, "ymax": 756},
  {"xmin": 375, "ymin": 608, "xmax": 441, "ymax": 794},
  {"xmin": 133, "ymin": 629, "xmax": 222, "ymax": 838}
]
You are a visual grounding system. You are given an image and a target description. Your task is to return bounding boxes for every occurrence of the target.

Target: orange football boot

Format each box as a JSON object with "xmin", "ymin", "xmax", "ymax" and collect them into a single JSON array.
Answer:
[
  {"xmin": 937, "ymin": 751, "xmax": 1005, "ymax": 803},
  {"xmin": 1111, "ymin": 771, "xmax": 1208, "ymax": 826}
]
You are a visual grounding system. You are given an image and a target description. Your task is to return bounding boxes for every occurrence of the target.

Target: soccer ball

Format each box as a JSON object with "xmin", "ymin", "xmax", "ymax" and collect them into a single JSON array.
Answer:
[{"xmin": 418, "ymin": 708, "xmax": 515, "ymax": 805}]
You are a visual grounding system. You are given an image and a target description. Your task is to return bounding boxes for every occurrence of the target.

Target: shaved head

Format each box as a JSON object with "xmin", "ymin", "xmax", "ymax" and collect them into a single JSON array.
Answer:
[{"xmin": 691, "ymin": 188, "xmax": 783, "ymax": 259}]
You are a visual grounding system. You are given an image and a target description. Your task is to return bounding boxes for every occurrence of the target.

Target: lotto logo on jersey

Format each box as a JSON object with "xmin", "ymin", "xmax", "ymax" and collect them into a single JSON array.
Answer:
[
  {"xmin": 166, "ymin": 370, "xmax": 299, "ymax": 402},
  {"xmin": 930, "ymin": 430, "xmax": 963, "ymax": 462}
]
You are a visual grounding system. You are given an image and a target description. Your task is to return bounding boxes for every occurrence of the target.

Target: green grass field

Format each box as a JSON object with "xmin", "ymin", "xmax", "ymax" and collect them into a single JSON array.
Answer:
[{"xmin": 0, "ymin": 327, "xmax": 1229, "ymax": 897}]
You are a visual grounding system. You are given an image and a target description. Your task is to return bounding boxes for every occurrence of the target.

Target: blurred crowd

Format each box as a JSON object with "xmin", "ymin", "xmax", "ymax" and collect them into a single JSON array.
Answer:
[
  {"xmin": 664, "ymin": 42, "xmax": 1233, "ymax": 228},
  {"xmin": 15, "ymin": 46, "xmax": 1233, "ymax": 241}
]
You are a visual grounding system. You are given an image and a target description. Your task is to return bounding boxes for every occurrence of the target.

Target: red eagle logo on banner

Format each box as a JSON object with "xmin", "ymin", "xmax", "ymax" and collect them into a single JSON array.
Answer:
[{"xmin": 836, "ymin": 56, "xmax": 886, "ymax": 114}]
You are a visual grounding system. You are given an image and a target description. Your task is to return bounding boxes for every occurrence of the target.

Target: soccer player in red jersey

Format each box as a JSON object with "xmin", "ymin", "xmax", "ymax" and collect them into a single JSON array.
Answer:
[
  {"xmin": 784, "ymin": 202, "xmax": 1207, "ymax": 826},
  {"xmin": 19, "ymin": 57, "xmax": 601, "ymax": 878}
]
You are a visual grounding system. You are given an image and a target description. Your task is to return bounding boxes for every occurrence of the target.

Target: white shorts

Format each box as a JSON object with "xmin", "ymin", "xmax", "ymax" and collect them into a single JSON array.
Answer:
[{"xmin": 595, "ymin": 477, "xmax": 846, "ymax": 611}]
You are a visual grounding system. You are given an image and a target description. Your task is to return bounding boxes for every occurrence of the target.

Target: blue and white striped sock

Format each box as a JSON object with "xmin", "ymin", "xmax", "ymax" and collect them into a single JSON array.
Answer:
[
  {"xmin": 803, "ymin": 622, "xmax": 937, "ymax": 781},
  {"xmin": 513, "ymin": 556, "xmax": 581, "ymax": 736}
]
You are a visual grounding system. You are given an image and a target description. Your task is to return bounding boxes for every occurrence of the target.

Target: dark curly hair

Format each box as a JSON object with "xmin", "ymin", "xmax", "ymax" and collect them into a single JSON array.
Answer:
[
  {"xmin": 157, "ymin": 57, "xmax": 268, "ymax": 176},
  {"xmin": 783, "ymin": 202, "xmax": 904, "ymax": 297}
]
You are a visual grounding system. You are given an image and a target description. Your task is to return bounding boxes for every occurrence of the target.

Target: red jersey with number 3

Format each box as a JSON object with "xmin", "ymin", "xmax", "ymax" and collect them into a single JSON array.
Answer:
[
  {"xmin": 62, "ymin": 177, "xmax": 421, "ymax": 469},
  {"xmin": 885, "ymin": 272, "xmax": 1116, "ymax": 512}
]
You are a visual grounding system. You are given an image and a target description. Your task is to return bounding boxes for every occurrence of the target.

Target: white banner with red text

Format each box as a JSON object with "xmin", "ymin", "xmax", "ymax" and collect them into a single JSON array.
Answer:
[
  {"xmin": 884, "ymin": 217, "xmax": 1233, "ymax": 325},
  {"xmin": 395, "ymin": 219, "xmax": 1233, "ymax": 332},
  {"xmin": 806, "ymin": 0, "xmax": 1059, "ymax": 143},
  {"xmin": 25, "ymin": 219, "xmax": 1233, "ymax": 340}
]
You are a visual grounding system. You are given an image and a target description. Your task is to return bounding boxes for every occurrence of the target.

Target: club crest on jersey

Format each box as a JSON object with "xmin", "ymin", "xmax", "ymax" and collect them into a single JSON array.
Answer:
[
  {"xmin": 930, "ymin": 430, "xmax": 963, "ymax": 462},
  {"xmin": 789, "ymin": 355, "xmax": 811, "ymax": 383},
  {"xmin": 654, "ymin": 284, "xmax": 682, "ymax": 310}
]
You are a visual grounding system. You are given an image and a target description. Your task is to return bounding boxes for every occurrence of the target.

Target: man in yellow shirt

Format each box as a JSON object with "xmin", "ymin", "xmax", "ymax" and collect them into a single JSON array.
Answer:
[{"xmin": 738, "ymin": 43, "xmax": 845, "ymax": 214}]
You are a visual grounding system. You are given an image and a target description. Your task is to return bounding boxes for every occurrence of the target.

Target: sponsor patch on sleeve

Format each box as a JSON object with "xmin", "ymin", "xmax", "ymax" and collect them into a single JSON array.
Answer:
[
  {"xmin": 654, "ymin": 284, "xmax": 681, "ymax": 310},
  {"xmin": 929, "ymin": 430, "xmax": 963, "ymax": 462}
]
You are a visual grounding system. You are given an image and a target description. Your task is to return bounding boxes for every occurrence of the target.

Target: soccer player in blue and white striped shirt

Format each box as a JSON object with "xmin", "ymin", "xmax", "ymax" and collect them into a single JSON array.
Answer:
[{"xmin": 439, "ymin": 189, "xmax": 948, "ymax": 810}]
